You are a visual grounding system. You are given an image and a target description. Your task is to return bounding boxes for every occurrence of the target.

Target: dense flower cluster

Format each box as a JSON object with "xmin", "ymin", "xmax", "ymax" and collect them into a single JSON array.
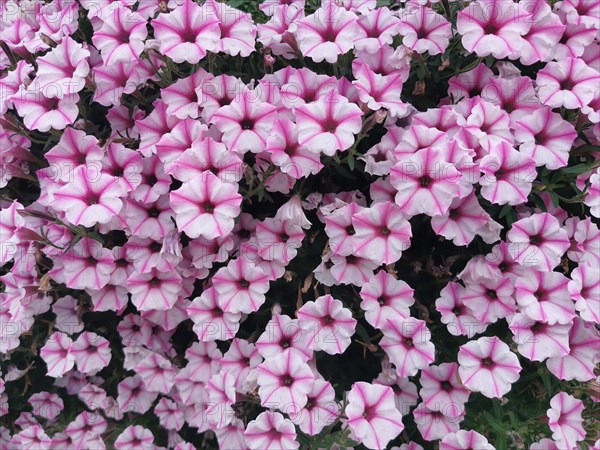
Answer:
[{"xmin": 0, "ymin": 0, "xmax": 599, "ymax": 449}]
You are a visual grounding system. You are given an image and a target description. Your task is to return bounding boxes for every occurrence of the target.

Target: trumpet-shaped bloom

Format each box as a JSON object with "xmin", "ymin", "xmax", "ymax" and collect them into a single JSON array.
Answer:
[
  {"xmin": 40, "ymin": 332, "xmax": 75, "ymax": 378},
  {"xmin": 457, "ymin": 337, "xmax": 522, "ymax": 398},
  {"xmin": 440, "ymin": 430, "xmax": 495, "ymax": 450},
  {"xmin": 188, "ymin": 287, "xmax": 241, "ymax": 342},
  {"xmin": 514, "ymin": 268, "xmax": 574, "ymax": 325},
  {"xmin": 359, "ymin": 270, "xmax": 414, "ymax": 328},
  {"xmin": 256, "ymin": 314, "xmax": 313, "ymax": 361},
  {"xmin": 390, "ymin": 147, "xmax": 461, "ymax": 217},
  {"xmin": 204, "ymin": 0, "xmax": 257, "ymax": 57},
  {"xmin": 151, "ymin": 0, "xmax": 220, "ymax": 64},
  {"xmin": 345, "ymin": 382, "xmax": 404, "ymax": 450},
  {"xmin": 127, "ymin": 268, "xmax": 183, "ymax": 312},
  {"xmin": 509, "ymin": 314, "xmax": 571, "ymax": 361},
  {"xmin": 380, "ymin": 317, "xmax": 435, "ymax": 378},
  {"xmin": 34, "ymin": 36, "xmax": 90, "ymax": 98},
  {"xmin": 135, "ymin": 351, "xmax": 177, "ymax": 394},
  {"xmin": 294, "ymin": 92, "xmax": 363, "ymax": 156},
  {"xmin": 351, "ymin": 202, "xmax": 412, "ymax": 264},
  {"xmin": 92, "ymin": 4, "xmax": 147, "ymax": 65},
  {"xmin": 211, "ymin": 90, "xmax": 277, "ymax": 154},
  {"xmin": 292, "ymin": 2, "xmax": 362, "ymax": 63},
  {"xmin": 170, "ymin": 172, "xmax": 242, "ymax": 240},
  {"xmin": 507, "ymin": 213, "xmax": 570, "ymax": 272},
  {"xmin": 569, "ymin": 263, "xmax": 600, "ymax": 324},
  {"xmin": 397, "ymin": 6, "xmax": 451, "ymax": 56},
  {"xmin": 296, "ymin": 294, "xmax": 356, "ymax": 355},
  {"xmin": 546, "ymin": 317, "xmax": 600, "ymax": 381},
  {"xmin": 290, "ymin": 379, "xmax": 339, "ymax": 435},
  {"xmin": 419, "ymin": 363, "xmax": 470, "ymax": 411},
  {"xmin": 412, "ymin": 404, "xmax": 463, "ymax": 442},
  {"xmin": 457, "ymin": 0, "xmax": 532, "ymax": 59},
  {"xmin": 547, "ymin": 392, "xmax": 586, "ymax": 450},
  {"xmin": 514, "ymin": 107, "xmax": 577, "ymax": 169},
  {"xmin": 12, "ymin": 88, "xmax": 79, "ymax": 132},
  {"xmin": 462, "ymin": 275, "xmax": 515, "ymax": 324},
  {"xmin": 479, "ymin": 140, "xmax": 537, "ymax": 206},
  {"xmin": 245, "ymin": 411, "xmax": 298, "ymax": 450},
  {"xmin": 212, "ymin": 257, "xmax": 270, "ymax": 314},
  {"xmin": 114, "ymin": 425, "xmax": 154, "ymax": 450},
  {"xmin": 52, "ymin": 165, "xmax": 125, "ymax": 227},
  {"xmin": 256, "ymin": 349, "xmax": 315, "ymax": 410},
  {"xmin": 536, "ymin": 57, "xmax": 600, "ymax": 109},
  {"xmin": 435, "ymin": 282, "xmax": 487, "ymax": 338},
  {"xmin": 71, "ymin": 332, "xmax": 111, "ymax": 374},
  {"xmin": 352, "ymin": 64, "xmax": 410, "ymax": 118}
]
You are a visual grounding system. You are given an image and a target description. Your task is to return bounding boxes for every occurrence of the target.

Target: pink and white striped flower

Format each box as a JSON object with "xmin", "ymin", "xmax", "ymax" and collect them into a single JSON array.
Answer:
[
  {"xmin": 345, "ymin": 382, "xmax": 404, "ymax": 450},
  {"xmin": 457, "ymin": 337, "xmax": 522, "ymax": 399},
  {"xmin": 507, "ymin": 213, "xmax": 570, "ymax": 272},
  {"xmin": 397, "ymin": 6, "xmax": 451, "ymax": 56},
  {"xmin": 40, "ymin": 332, "xmax": 75, "ymax": 378},
  {"xmin": 244, "ymin": 411, "xmax": 299, "ymax": 450},
  {"xmin": 291, "ymin": 1, "xmax": 362, "ymax": 63},
  {"xmin": 294, "ymin": 92, "xmax": 363, "ymax": 156},
  {"xmin": 440, "ymin": 430, "xmax": 495, "ymax": 450},
  {"xmin": 151, "ymin": 0, "xmax": 220, "ymax": 64},
  {"xmin": 569, "ymin": 263, "xmax": 600, "ymax": 324},
  {"xmin": 296, "ymin": 294, "xmax": 356, "ymax": 355},
  {"xmin": 390, "ymin": 147, "xmax": 461, "ymax": 217},
  {"xmin": 547, "ymin": 392, "xmax": 586, "ymax": 450},
  {"xmin": 212, "ymin": 257, "xmax": 270, "ymax": 314},
  {"xmin": 114, "ymin": 425, "xmax": 154, "ymax": 450},
  {"xmin": 509, "ymin": 314, "xmax": 571, "ymax": 361},
  {"xmin": 126, "ymin": 268, "xmax": 183, "ymax": 312},
  {"xmin": 380, "ymin": 317, "xmax": 435, "ymax": 378},
  {"xmin": 170, "ymin": 172, "xmax": 242, "ymax": 240},
  {"xmin": 71, "ymin": 332, "xmax": 111, "ymax": 374},
  {"xmin": 12, "ymin": 88, "xmax": 79, "ymax": 132},
  {"xmin": 359, "ymin": 270, "xmax": 414, "ymax": 329}
]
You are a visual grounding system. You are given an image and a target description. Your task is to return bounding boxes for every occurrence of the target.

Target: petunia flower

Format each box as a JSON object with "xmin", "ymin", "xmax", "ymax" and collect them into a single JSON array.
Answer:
[
  {"xmin": 457, "ymin": 337, "xmax": 522, "ymax": 398},
  {"xmin": 126, "ymin": 268, "xmax": 183, "ymax": 311},
  {"xmin": 170, "ymin": 172, "xmax": 242, "ymax": 240},
  {"xmin": 244, "ymin": 411, "xmax": 299, "ymax": 450},
  {"xmin": 204, "ymin": 0, "xmax": 257, "ymax": 57},
  {"xmin": 188, "ymin": 287, "xmax": 241, "ymax": 342},
  {"xmin": 296, "ymin": 294, "xmax": 357, "ymax": 355},
  {"xmin": 354, "ymin": 7, "xmax": 400, "ymax": 53},
  {"xmin": 569, "ymin": 263, "xmax": 599, "ymax": 324},
  {"xmin": 91, "ymin": 4, "xmax": 147, "ymax": 65},
  {"xmin": 294, "ymin": 92, "xmax": 363, "ymax": 156},
  {"xmin": 290, "ymin": 379, "xmax": 339, "ymax": 435},
  {"xmin": 135, "ymin": 351, "xmax": 177, "ymax": 394},
  {"xmin": 351, "ymin": 202, "xmax": 412, "ymax": 264},
  {"xmin": 359, "ymin": 270, "xmax": 414, "ymax": 329},
  {"xmin": 71, "ymin": 332, "xmax": 112, "ymax": 374},
  {"xmin": 536, "ymin": 57, "xmax": 600, "ymax": 109},
  {"xmin": 435, "ymin": 282, "xmax": 487, "ymax": 338},
  {"xmin": 509, "ymin": 313, "xmax": 571, "ymax": 361},
  {"xmin": 114, "ymin": 425, "xmax": 154, "ymax": 450},
  {"xmin": 515, "ymin": 268, "xmax": 575, "ymax": 325},
  {"xmin": 291, "ymin": 1, "xmax": 363, "ymax": 63},
  {"xmin": 352, "ymin": 63, "xmax": 411, "ymax": 118},
  {"xmin": 212, "ymin": 257, "xmax": 270, "ymax": 314},
  {"xmin": 547, "ymin": 392, "xmax": 586, "ymax": 450},
  {"xmin": 457, "ymin": 0, "xmax": 532, "ymax": 59},
  {"xmin": 380, "ymin": 316, "xmax": 435, "ymax": 378},
  {"xmin": 462, "ymin": 275, "xmax": 516, "ymax": 324},
  {"xmin": 390, "ymin": 146, "xmax": 461, "ymax": 217},
  {"xmin": 12, "ymin": 87, "xmax": 79, "ymax": 132},
  {"xmin": 256, "ymin": 313, "xmax": 313, "ymax": 361},
  {"xmin": 397, "ymin": 5, "xmax": 451, "ymax": 56},
  {"xmin": 479, "ymin": 140, "xmax": 537, "ymax": 206},
  {"xmin": 151, "ymin": 0, "xmax": 220, "ymax": 64},
  {"xmin": 413, "ymin": 403, "xmax": 463, "ymax": 442},
  {"xmin": 52, "ymin": 165, "xmax": 125, "ymax": 227},
  {"xmin": 345, "ymin": 382, "xmax": 404, "ymax": 450},
  {"xmin": 514, "ymin": 106, "xmax": 577, "ymax": 169},
  {"xmin": 204, "ymin": 371, "xmax": 237, "ymax": 429},
  {"xmin": 256, "ymin": 349, "xmax": 315, "ymax": 411},
  {"xmin": 258, "ymin": 3, "xmax": 305, "ymax": 58},
  {"xmin": 210, "ymin": 90, "xmax": 277, "ymax": 154},
  {"xmin": 419, "ymin": 363, "xmax": 470, "ymax": 412},
  {"xmin": 516, "ymin": 0, "xmax": 565, "ymax": 65},
  {"xmin": 33, "ymin": 36, "xmax": 90, "ymax": 98},
  {"xmin": 440, "ymin": 430, "xmax": 495, "ymax": 450},
  {"xmin": 546, "ymin": 317, "xmax": 600, "ymax": 381},
  {"xmin": 324, "ymin": 201, "xmax": 364, "ymax": 256},
  {"xmin": 584, "ymin": 170, "xmax": 600, "ymax": 218},
  {"xmin": 29, "ymin": 391, "xmax": 64, "ymax": 421},
  {"xmin": 40, "ymin": 332, "xmax": 75, "ymax": 378},
  {"xmin": 11, "ymin": 426, "xmax": 52, "ymax": 450},
  {"xmin": 507, "ymin": 213, "xmax": 570, "ymax": 272}
]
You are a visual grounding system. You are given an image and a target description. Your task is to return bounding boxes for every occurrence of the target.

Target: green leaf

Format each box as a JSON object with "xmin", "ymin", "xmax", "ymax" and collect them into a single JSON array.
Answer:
[
  {"xmin": 562, "ymin": 163, "xmax": 591, "ymax": 175},
  {"xmin": 483, "ymin": 411, "xmax": 505, "ymax": 434},
  {"xmin": 347, "ymin": 154, "xmax": 355, "ymax": 171}
]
